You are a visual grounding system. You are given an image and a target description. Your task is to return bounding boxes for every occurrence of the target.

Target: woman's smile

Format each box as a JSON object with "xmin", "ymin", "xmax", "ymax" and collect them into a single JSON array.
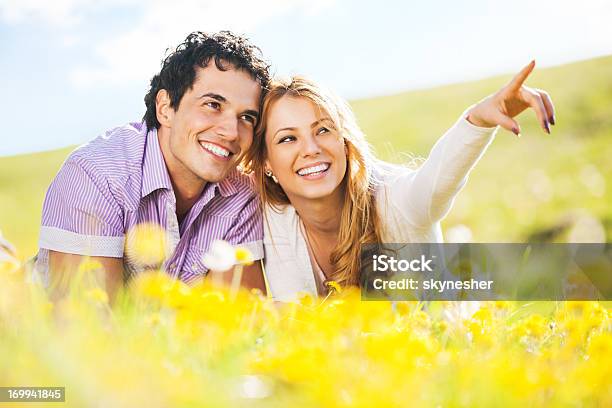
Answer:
[{"xmin": 295, "ymin": 162, "xmax": 331, "ymax": 179}]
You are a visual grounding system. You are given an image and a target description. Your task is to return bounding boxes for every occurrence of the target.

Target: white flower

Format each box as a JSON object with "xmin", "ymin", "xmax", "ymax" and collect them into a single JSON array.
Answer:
[
  {"xmin": 0, "ymin": 230, "xmax": 20, "ymax": 273},
  {"xmin": 202, "ymin": 240, "xmax": 236, "ymax": 272},
  {"xmin": 0, "ymin": 230, "xmax": 17, "ymax": 259},
  {"xmin": 442, "ymin": 301, "xmax": 481, "ymax": 326}
]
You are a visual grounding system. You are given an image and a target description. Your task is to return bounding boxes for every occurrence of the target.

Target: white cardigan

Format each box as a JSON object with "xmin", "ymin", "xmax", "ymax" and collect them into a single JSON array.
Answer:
[{"xmin": 262, "ymin": 114, "xmax": 498, "ymax": 301}]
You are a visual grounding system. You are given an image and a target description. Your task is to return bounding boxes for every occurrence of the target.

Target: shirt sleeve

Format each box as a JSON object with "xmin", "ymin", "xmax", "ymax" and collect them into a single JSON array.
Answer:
[
  {"xmin": 385, "ymin": 111, "xmax": 498, "ymax": 228},
  {"xmin": 223, "ymin": 194, "xmax": 264, "ymax": 260},
  {"xmin": 39, "ymin": 157, "xmax": 125, "ymax": 257}
]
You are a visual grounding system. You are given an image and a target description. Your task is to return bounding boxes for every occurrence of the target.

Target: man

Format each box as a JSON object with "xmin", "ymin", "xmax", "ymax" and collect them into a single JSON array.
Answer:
[{"xmin": 36, "ymin": 31, "xmax": 270, "ymax": 298}]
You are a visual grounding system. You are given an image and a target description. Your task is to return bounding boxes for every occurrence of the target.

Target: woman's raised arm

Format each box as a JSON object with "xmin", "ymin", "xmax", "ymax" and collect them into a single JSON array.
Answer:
[
  {"xmin": 466, "ymin": 60, "xmax": 555, "ymax": 135},
  {"xmin": 387, "ymin": 61, "xmax": 555, "ymax": 228}
]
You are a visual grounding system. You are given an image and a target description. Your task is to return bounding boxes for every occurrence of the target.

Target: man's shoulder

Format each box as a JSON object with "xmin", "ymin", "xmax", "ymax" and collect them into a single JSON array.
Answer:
[
  {"xmin": 223, "ymin": 169, "xmax": 258, "ymax": 198},
  {"xmin": 67, "ymin": 122, "xmax": 147, "ymax": 173},
  {"xmin": 59, "ymin": 122, "xmax": 149, "ymax": 208},
  {"xmin": 62, "ymin": 122, "xmax": 149, "ymax": 185}
]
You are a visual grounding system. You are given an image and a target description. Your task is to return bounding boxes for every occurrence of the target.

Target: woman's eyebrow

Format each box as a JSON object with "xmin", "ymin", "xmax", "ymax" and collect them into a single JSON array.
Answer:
[
  {"xmin": 310, "ymin": 117, "xmax": 332, "ymax": 128},
  {"xmin": 274, "ymin": 126, "xmax": 296, "ymax": 136}
]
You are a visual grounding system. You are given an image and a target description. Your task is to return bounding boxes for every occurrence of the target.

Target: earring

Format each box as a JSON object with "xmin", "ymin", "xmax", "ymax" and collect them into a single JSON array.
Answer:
[{"xmin": 265, "ymin": 169, "xmax": 278, "ymax": 184}]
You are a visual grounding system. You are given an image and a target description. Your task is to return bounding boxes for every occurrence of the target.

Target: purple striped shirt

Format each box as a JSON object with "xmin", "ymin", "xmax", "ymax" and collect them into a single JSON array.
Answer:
[{"xmin": 36, "ymin": 122, "xmax": 263, "ymax": 284}]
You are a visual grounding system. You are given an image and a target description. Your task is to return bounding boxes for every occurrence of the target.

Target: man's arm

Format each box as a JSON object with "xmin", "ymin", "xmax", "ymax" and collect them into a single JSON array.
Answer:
[
  {"xmin": 39, "ymin": 158, "xmax": 126, "ymax": 301},
  {"xmin": 220, "ymin": 191, "xmax": 266, "ymax": 293},
  {"xmin": 48, "ymin": 251, "xmax": 125, "ymax": 302}
]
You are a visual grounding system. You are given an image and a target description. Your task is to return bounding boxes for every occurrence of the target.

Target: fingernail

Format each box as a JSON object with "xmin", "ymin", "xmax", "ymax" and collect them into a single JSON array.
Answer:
[
  {"xmin": 512, "ymin": 127, "xmax": 520, "ymax": 137},
  {"xmin": 544, "ymin": 121, "xmax": 551, "ymax": 134},
  {"xmin": 549, "ymin": 115, "xmax": 556, "ymax": 126}
]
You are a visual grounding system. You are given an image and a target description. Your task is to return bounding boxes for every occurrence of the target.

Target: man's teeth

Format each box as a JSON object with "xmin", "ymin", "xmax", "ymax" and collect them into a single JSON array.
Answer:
[
  {"xmin": 297, "ymin": 163, "xmax": 330, "ymax": 176},
  {"xmin": 200, "ymin": 142, "xmax": 230, "ymax": 158}
]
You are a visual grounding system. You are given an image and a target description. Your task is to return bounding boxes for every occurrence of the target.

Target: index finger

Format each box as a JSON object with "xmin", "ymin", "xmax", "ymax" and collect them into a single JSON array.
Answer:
[{"xmin": 507, "ymin": 60, "xmax": 536, "ymax": 92}]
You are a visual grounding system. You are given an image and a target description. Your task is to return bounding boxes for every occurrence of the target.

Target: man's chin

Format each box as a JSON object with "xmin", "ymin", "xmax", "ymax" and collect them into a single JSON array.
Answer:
[{"xmin": 196, "ymin": 169, "xmax": 230, "ymax": 184}]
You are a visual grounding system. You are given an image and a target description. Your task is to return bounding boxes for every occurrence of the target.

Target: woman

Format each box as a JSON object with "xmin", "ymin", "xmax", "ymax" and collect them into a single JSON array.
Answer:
[{"xmin": 243, "ymin": 61, "xmax": 555, "ymax": 301}]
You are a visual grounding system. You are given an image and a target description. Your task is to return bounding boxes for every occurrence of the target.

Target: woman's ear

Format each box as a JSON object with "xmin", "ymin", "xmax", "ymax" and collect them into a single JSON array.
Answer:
[
  {"xmin": 264, "ymin": 160, "xmax": 279, "ymax": 183},
  {"xmin": 156, "ymin": 89, "xmax": 174, "ymax": 127}
]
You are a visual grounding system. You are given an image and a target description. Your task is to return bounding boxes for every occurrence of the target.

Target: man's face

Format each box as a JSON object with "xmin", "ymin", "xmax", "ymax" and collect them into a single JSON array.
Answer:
[{"xmin": 161, "ymin": 63, "xmax": 261, "ymax": 186}]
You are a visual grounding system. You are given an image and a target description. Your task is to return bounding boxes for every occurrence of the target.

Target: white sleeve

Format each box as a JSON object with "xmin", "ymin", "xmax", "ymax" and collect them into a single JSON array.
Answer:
[{"xmin": 386, "ymin": 112, "xmax": 498, "ymax": 228}]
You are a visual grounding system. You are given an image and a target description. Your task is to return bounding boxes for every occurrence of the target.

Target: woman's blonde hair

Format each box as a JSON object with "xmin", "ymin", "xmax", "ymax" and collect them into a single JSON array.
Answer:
[{"xmin": 243, "ymin": 76, "xmax": 384, "ymax": 287}]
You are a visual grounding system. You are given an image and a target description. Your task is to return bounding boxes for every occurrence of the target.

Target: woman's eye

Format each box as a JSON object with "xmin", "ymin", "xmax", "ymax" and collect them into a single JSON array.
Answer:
[
  {"xmin": 278, "ymin": 135, "xmax": 296, "ymax": 144},
  {"xmin": 316, "ymin": 127, "xmax": 329, "ymax": 135}
]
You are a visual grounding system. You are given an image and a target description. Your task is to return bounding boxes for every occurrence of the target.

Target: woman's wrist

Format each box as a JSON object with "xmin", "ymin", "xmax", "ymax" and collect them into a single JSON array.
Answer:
[{"xmin": 465, "ymin": 105, "xmax": 497, "ymax": 128}]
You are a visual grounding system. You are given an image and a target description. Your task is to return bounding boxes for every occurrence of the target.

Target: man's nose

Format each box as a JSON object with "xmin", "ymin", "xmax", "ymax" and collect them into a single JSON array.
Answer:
[{"xmin": 216, "ymin": 113, "xmax": 239, "ymax": 141}]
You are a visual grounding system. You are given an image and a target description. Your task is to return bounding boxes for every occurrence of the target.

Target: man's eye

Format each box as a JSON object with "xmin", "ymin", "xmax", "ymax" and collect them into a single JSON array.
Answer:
[
  {"xmin": 316, "ymin": 127, "xmax": 329, "ymax": 135},
  {"xmin": 240, "ymin": 114, "xmax": 256, "ymax": 125},
  {"xmin": 278, "ymin": 135, "xmax": 296, "ymax": 144},
  {"xmin": 205, "ymin": 101, "xmax": 221, "ymax": 110}
]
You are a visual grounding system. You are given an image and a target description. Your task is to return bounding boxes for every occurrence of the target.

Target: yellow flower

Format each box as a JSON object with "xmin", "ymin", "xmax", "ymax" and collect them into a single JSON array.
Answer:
[
  {"xmin": 85, "ymin": 288, "xmax": 109, "ymax": 304},
  {"xmin": 235, "ymin": 247, "xmax": 254, "ymax": 266},
  {"xmin": 78, "ymin": 258, "xmax": 103, "ymax": 274},
  {"xmin": 126, "ymin": 222, "xmax": 169, "ymax": 267},
  {"xmin": 325, "ymin": 280, "xmax": 342, "ymax": 294}
]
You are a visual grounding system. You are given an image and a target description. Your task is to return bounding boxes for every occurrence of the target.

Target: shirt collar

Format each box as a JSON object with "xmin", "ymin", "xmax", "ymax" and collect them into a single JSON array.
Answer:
[
  {"xmin": 141, "ymin": 126, "xmax": 173, "ymax": 198},
  {"xmin": 215, "ymin": 170, "xmax": 239, "ymax": 197}
]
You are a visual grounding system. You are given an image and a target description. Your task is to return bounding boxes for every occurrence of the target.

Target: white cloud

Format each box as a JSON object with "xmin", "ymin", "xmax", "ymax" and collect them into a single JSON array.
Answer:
[
  {"xmin": 0, "ymin": 0, "xmax": 336, "ymax": 87},
  {"xmin": 0, "ymin": 0, "xmax": 131, "ymax": 27}
]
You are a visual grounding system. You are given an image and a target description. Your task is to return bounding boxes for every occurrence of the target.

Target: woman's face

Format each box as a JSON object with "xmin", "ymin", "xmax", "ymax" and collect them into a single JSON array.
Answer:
[{"xmin": 264, "ymin": 96, "xmax": 347, "ymax": 203}]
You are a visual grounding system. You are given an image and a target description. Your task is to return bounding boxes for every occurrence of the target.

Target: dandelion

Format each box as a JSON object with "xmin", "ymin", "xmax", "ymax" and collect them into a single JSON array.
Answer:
[
  {"xmin": 78, "ymin": 258, "xmax": 103, "ymax": 274},
  {"xmin": 202, "ymin": 240, "xmax": 236, "ymax": 272},
  {"xmin": 235, "ymin": 247, "xmax": 254, "ymax": 266},
  {"xmin": 2, "ymin": 237, "xmax": 612, "ymax": 407},
  {"xmin": 125, "ymin": 222, "xmax": 169, "ymax": 268},
  {"xmin": 317, "ymin": 280, "xmax": 343, "ymax": 306},
  {"xmin": 325, "ymin": 280, "xmax": 342, "ymax": 294},
  {"xmin": 85, "ymin": 288, "xmax": 109, "ymax": 305},
  {"xmin": 202, "ymin": 241, "xmax": 256, "ymax": 300},
  {"xmin": 0, "ymin": 231, "xmax": 20, "ymax": 274}
]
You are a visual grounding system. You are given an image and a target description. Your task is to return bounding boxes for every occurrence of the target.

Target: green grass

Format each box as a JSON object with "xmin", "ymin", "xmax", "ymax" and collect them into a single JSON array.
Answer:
[{"xmin": 1, "ymin": 56, "xmax": 611, "ymax": 260}]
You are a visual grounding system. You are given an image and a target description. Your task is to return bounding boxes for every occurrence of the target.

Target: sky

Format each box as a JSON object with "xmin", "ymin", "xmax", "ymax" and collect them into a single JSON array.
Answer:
[{"xmin": 1, "ymin": 0, "xmax": 611, "ymax": 156}]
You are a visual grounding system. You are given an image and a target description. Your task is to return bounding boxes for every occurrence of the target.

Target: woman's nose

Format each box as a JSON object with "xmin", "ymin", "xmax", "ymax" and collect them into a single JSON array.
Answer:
[{"xmin": 300, "ymin": 135, "xmax": 322, "ymax": 157}]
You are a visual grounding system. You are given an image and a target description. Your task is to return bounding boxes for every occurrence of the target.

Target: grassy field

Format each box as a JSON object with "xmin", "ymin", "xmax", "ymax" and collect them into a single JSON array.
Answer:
[{"xmin": 1, "ymin": 56, "xmax": 611, "ymax": 259}]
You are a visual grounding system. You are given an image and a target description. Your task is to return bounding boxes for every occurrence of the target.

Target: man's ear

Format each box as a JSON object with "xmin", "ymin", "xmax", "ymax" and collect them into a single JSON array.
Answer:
[{"xmin": 156, "ymin": 89, "xmax": 174, "ymax": 127}]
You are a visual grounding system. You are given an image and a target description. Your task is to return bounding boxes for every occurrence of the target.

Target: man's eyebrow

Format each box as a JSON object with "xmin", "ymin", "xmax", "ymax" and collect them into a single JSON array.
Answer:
[{"xmin": 198, "ymin": 92, "xmax": 227, "ymax": 102}]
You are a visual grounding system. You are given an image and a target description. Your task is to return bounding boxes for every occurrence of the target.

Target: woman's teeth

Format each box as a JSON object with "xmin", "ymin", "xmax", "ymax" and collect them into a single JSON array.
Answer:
[
  {"xmin": 200, "ymin": 142, "xmax": 231, "ymax": 158},
  {"xmin": 297, "ymin": 163, "xmax": 330, "ymax": 176}
]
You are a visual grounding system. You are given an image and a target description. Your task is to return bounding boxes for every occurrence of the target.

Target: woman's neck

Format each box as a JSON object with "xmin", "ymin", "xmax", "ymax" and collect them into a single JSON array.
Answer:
[{"xmin": 289, "ymin": 187, "xmax": 345, "ymax": 237}]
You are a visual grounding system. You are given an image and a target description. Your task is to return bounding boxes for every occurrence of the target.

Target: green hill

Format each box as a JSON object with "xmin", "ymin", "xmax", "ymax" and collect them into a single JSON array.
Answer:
[{"xmin": 1, "ymin": 56, "xmax": 611, "ymax": 260}]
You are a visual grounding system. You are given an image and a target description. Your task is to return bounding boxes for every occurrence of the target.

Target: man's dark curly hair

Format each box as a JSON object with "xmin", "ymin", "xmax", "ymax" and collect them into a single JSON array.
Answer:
[{"xmin": 143, "ymin": 31, "xmax": 271, "ymax": 130}]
